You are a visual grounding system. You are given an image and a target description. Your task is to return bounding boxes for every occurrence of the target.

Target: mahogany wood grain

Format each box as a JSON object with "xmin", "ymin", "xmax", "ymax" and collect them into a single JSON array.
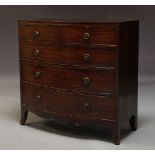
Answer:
[
  {"xmin": 18, "ymin": 24, "xmax": 116, "ymax": 44},
  {"xmin": 21, "ymin": 83, "xmax": 116, "ymax": 121},
  {"xmin": 18, "ymin": 20, "xmax": 139, "ymax": 145},
  {"xmin": 21, "ymin": 61, "xmax": 116, "ymax": 93},
  {"xmin": 19, "ymin": 45, "xmax": 117, "ymax": 67}
]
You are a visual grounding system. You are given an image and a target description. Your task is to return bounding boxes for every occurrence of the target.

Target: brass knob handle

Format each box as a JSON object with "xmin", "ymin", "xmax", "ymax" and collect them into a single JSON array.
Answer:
[
  {"xmin": 34, "ymin": 71, "xmax": 41, "ymax": 78},
  {"xmin": 33, "ymin": 31, "xmax": 39, "ymax": 38},
  {"xmin": 36, "ymin": 95, "xmax": 41, "ymax": 102},
  {"xmin": 33, "ymin": 95, "xmax": 41, "ymax": 104},
  {"xmin": 33, "ymin": 49, "xmax": 40, "ymax": 57},
  {"xmin": 83, "ymin": 53, "xmax": 90, "ymax": 61},
  {"xmin": 83, "ymin": 77, "xmax": 90, "ymax": 85},
  {"xmin": 83, "ymin": 103, "xmax": 91, "ymax": 110},
  {"xmin": 83, "ymin": 32, "xmax": 90, "ymax": 40}
]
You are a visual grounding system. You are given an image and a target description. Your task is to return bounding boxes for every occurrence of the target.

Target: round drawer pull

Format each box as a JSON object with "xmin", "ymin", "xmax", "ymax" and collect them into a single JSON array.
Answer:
[
  {"xmin": 33, "ymin": 31, "xmax": 39, "ymax": 38},
  {"xmin": 83, "ymin": 32, "xmax": 90, "ymax": 40},
  {"xmin": 83, "ymin": 77, "xmax": 90, "ymax": 85},
  {"xmin": 35, "ymin": 95, "xmax": 41, "ymax": 102},
  {"xmin": 34, "ymin": 71, "xmax": 41, "ymax": 78},
  {"xmin": 83, "ymin": 53, "xmax": 90, "ymax": 61},
  {"xmin": 33, "ymin": 49, "xmax": 40, "ymax": 57},
  {"xmin": 33, "ymin": 95, "xmax": 41, "ymax": 103},
  {"xmin": 83, "ymin": 103, "xmax": 91, "ymax": 110}
]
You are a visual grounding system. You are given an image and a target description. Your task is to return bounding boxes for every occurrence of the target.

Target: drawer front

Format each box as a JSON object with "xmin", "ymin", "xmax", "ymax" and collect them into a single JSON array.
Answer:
[
  {"xmin": 21, "ymin": 62, "xmax": 115, "ymax": 93},
  {"xmin": 19, "ymin": 25, "xmax": 117, "ymax": 45},
  {"xmin": 21, "ymin": 83, "xmax": 116, "ymax": 121},
  {"xmin": 20, "ymin": 45, "xmax": 116, "ymax": 67}
]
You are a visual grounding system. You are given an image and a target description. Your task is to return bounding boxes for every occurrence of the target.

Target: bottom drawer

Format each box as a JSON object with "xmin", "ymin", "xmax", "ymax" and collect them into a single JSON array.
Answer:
[{"xmin": 21, "ymin": 83, "xmax": 116, "ymax": 121}]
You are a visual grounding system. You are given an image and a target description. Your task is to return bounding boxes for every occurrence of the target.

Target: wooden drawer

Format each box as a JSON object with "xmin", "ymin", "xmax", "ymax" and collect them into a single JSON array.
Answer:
[
  {"xmin": 21, "ymin": 83, "xmax": 116, "ymax": 121},
  {"xmin": 19, "ymin": 45, "xmax": 116, "ymax": 67},
  {"xmin": 19, "ymin": 25, "xmax": 117, "ymax": 45},
  {"xmin": 21, "ymin": 61, "xmax": 115, "ymax": 93}
]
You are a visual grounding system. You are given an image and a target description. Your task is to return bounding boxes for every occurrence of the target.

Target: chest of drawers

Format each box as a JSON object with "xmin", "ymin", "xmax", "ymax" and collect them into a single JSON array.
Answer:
[{"xmin": 18, "ymin": 19, "xmax": 139, "ymax": 145}]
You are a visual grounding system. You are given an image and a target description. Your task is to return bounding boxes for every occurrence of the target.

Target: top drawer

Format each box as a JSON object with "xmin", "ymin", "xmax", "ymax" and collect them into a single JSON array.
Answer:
[{"xmin": 18, "ymin": 24, "xmax": 117, "ymax": 45}]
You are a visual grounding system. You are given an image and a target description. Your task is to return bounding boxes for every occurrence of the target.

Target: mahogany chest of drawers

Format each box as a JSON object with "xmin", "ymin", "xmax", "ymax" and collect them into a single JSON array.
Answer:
[{"xmin": 18, "ymin": 19, "xmax": 139, "ymax": 145}]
